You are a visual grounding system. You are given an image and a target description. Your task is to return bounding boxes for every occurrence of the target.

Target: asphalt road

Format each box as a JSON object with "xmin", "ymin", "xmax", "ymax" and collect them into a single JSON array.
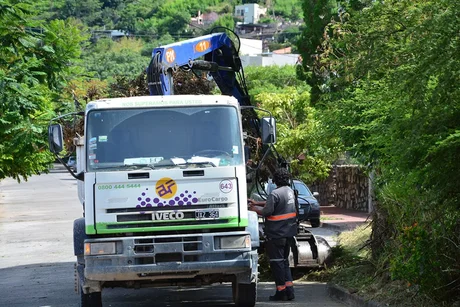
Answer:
[{"xmin": 0, "ymin": 166, "xmax": 344, "ymax": 307}]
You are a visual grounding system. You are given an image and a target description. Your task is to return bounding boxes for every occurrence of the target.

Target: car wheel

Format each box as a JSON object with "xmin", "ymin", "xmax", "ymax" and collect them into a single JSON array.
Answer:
[{"xmin": 310, "ymin": 219, "xmax": 320, "ymax": 228}]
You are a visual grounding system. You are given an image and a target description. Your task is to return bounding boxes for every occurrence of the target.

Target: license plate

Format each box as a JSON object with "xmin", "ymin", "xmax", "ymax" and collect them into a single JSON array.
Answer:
[
  {"xmin": 195, "ymin": 209, "xmax": 219, "ymax": 220},
  {"xmin": 299, "ymin": 209, "xmax": 305, "ymax": 214}
]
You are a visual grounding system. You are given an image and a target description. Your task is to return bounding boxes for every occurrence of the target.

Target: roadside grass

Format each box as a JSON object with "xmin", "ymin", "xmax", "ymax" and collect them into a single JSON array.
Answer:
[{"xmin": 301, "ymin": 224, "xmax": 442, "ymax": 307}]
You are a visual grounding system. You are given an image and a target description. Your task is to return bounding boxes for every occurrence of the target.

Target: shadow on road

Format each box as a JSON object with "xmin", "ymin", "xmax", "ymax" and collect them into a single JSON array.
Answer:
[
  {"xmin": 0, "ymin": 262, "xmax": 76, "ymax": 306},
  {"xmin": 0, "ymin": 262, "xmax": 234, "ymax": 307},
  {"xmin": 0, "ymin": 262, "xmax": 342, "ymax": 307}
]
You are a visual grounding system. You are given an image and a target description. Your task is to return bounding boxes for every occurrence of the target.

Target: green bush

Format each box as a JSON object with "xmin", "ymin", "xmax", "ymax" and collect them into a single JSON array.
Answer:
[{"xmin": 379, "ymin": 181, "xmax": 460, "ymax": 302}]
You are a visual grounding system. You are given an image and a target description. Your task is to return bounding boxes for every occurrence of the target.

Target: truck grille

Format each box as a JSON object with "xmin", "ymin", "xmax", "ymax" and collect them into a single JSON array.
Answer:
[
  {"xmin": 107, "ymin": 219, "xmax": 228, "ymax": 229},
  {"xmin": 101, "ymin": 203, "xmax": 232, "ymax": 231},
  {"xmin": 133, "ymin": 236, "xmax": 203, "ymax": 265},
  {"xmin": 106, "ymin": 203, "xmax": 229, "ymax": 229}
]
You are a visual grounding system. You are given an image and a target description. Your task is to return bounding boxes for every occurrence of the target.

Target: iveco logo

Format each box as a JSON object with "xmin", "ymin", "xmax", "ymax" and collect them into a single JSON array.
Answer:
[{"xmin": 153, "ymin": 211, "xmax": 184, "ymax": 220}]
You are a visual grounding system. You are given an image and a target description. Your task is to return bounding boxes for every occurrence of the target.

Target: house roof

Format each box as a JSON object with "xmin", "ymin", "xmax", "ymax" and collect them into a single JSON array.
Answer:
[
  {"xmin": 272, "ymin": 47, "xmax": 292, "ymax": 54},
  {"xmin": 202, "ymin": 12, "xmax": 218, "ymax": 22}
]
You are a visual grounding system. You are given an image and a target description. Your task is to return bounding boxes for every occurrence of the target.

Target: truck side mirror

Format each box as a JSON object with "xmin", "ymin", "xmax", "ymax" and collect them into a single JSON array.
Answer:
[
  {"xmin": 261, "ymin": 117, "xmax": 276, "ymax": 144},
  {"xmin": 48, "ymin": 124, "xmax": 64, "ymax": 154}
]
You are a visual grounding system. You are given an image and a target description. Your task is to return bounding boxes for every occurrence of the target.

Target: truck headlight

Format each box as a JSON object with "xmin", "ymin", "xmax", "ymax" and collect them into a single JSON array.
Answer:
[
  {"xmin": 219, "ymin": 235, "xmax": 250, "ymax": 249},
  {"xmin": 85, "ymin": 242, "xmax": 117, "ymax": 255}
]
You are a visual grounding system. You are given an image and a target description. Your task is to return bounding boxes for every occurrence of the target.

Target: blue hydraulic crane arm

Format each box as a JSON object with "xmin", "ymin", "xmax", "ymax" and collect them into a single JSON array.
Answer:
[
  {"xmin": 147, "ymin": 32, "xmax": 251, "ymax": 106},
  {"xmin": 147, "ymin": 31, "xmax": 287, "ymax": 192}
]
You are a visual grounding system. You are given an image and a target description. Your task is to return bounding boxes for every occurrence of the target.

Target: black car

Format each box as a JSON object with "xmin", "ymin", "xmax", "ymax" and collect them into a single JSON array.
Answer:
[
  {"xmin": 293, "ymin": 179, "xmax": 320, "ymax": 227},
  {"xmin": 249, "ymin": 179, "xmax": 321, "ymax": 228},
  {"xmin": 67, "ymin": 156, "xmax": 76, "ymax": 171}
]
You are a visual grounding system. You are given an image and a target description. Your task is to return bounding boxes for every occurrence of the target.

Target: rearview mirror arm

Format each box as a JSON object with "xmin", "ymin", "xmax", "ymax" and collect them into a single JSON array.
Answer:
[
  {"xmin": 49, "ymin": 111, "xmax": 85, "ymax": 181},
  {"xmin": 53, "ymin": 154, "xmax": 84, "ymax": 181}
]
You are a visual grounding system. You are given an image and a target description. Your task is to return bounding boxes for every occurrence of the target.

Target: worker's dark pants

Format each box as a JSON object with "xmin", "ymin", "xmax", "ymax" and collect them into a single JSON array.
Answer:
[{"xmin": 265, "ymin": 237, "xmax": 294, "ymax": 289}]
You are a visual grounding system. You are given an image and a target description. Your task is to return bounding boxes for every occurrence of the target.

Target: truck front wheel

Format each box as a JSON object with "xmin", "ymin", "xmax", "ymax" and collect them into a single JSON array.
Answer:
[
  {"xmin": 232, "ymin": 282, "xmax": 256, "ymax": 307},
  {"xmin": 80, "ymin": 287, "xmax": 102, "ymax": 307}
]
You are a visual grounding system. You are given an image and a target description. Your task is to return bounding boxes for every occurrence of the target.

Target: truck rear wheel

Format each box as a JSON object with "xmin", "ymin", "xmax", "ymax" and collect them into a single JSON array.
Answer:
[
  {"xmin": 232, "ymin": 282, "xmax": 256, "ymax": 307},
  {"xmin": 80, "ymin": 287, "xmax": 102, "ymax": 307}
]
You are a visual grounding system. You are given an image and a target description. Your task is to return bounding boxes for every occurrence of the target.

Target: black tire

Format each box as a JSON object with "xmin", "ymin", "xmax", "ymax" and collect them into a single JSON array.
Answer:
[
  {"xmin": 80, "ymin": 287, "xmax": 102, "ymax": 307},
  {"xmin": 310, "ymin": 218, "xmax": 320, "ymax": 228},
  {"xmin": 73, "ymin": 218, "xmax": 88, "ymax": 256},
  {"xmin": 232, "ymin": 282, "xmax": 256, "ymax": 307}
]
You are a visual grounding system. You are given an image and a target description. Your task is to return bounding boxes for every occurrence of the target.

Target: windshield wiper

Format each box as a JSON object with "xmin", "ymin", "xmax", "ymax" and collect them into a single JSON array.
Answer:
[
  {"xmin": 123, "ymin": 163, "xmax": 156, "ymax": 170},
  {"xmin": 176, "ymin": 161, "xmax": 216, "ymax": 167},
  {"xmin": 92, "ymin": 164, "xmax": 154, "ymax": 170},
  {"xmin": 154, "ymin": 159, "xmax": 216, "ymax": 168}
]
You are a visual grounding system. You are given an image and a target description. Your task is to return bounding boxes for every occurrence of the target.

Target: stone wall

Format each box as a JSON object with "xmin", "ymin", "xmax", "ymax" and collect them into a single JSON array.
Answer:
[
  {"xmin": 309, "ymin": 170, "xmax": 336, "ymax": 207},
  {"xmin": 309, "ymin": 165, "xmax": 370, "ymax": 212}
]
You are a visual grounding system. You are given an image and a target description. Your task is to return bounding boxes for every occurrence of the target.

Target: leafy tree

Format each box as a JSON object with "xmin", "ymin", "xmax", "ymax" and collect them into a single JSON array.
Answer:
[
  {"xmin": 82, "ymin": 37, "xmax": 150, "ymax": 81},
  {"xmin": 273, "ymin": 0, "xmax": 303, "ymax": 20},
  {"xmin": 297, "ymin": 0, "xmax": 338, "ymax": 104},
  {"xmin": 206, "ymin": 2, "xmax": 235, "ymax": 14},
  {"xmin": 209, "ymin": 14, "xmax": 235, "ymax": 31},
  {"xmin": 259, "ymin": 16, "xmax": 275, "ymax": 24},
  {"xmin": 0, "ymin": 1, "xmax": 87, "ymax": 181},
  {"xmin": 30, "ymin": 0, "xmax": 66, "ymax": 20},
  {"xmin": 255, "ymin": 88, "xmax": 339, "ymax": 182},
  {"xmin": 244, "ymin": 65, "xmax": 339, "ymax": 182},
  {"xmin": 275, "ymin": 26, "xmax": 301, "ymax": 47},
  {"xmin": 116, "ymin": 0, "xmax": 162, "ymax": 34},
  {"xmin": 59, "ymin": 0, "xmax": 103, "ymax": 26},
  {"xmin": 115, "ymin": 0, "xmax": 230, "ymax": 36},
  {"xmin": 140, "ymin": 34, "xmax": 176, "ymax": 56},
  {"xmin": 244, "ymin": 65, "xmax": 309, "ymax": 98},
  {"xmin": 153, "ymin": 1, "xmax": 194, "ymax": 37},
  {"xmin": 317, "ymin": 0, "xmax": 460, "ymax": 301}
]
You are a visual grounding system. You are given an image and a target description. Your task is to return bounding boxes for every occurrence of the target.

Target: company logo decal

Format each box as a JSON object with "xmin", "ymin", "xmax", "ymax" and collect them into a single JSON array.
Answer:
[
  {"xmin": 165, "ymin": 48, "xmax": 176, "ymax": 63},
  {"xmin": 136, "ymin": 184, "xmax": 199, "ymax": 212},
  {"xmin": 155, "ymin": 177, "xmax": 177, "ymax": 199}
]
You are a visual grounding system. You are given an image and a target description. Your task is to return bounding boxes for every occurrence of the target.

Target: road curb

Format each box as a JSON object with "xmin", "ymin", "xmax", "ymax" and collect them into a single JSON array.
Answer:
[
  {"xmin": 321, "ymin": 221, "xmax": 371, "ymax": 232},
  {"xmin": 327, "ymin": 283, "xmax": 384, "ymax": 307}
]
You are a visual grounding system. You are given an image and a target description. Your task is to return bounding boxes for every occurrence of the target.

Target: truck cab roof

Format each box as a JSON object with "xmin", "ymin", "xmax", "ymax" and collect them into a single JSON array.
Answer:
[{"xmin": 86, "ymin": 95, "xmax": 240, "ymax": 112}]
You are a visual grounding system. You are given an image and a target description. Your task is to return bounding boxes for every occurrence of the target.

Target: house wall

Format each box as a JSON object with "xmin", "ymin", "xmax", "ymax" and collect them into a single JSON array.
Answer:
[
  {"xmin": 270, "ymin": 54, "xmax": 299, "ymax": 65},
  {"xmin": 235, "ymin": 4, "xmax": 266, "ymax": 24},
  {"xmin": 239, "ymin": 38, "xmax": 263, "ymax": 56},
  {"xmin": 240, "ymin": 53, "xmax": 300, "ymax": 67}
]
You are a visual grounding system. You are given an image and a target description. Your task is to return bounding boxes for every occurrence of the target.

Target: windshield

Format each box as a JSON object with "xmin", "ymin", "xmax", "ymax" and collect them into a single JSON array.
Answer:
[
  {"xmin": 293, "ymin": 181, "xmax": 313, "ymax": 196},
  {"xmin": 86, "ymin": 106, "xmax": 243, "ymax": 171}
]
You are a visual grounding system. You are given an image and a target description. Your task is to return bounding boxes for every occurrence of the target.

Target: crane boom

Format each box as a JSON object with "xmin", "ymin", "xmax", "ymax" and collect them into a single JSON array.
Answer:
[{"xmin": 147, "ymin": 32, "xmax": 251, "ymax": 106}]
